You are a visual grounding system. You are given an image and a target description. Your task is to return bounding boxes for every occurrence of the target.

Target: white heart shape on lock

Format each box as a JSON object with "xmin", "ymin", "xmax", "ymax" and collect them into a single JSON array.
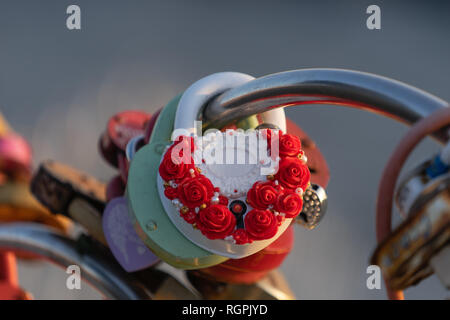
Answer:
[{"xmin": 157, "ymin": 129, "xmax": 301, "ymax": 259}]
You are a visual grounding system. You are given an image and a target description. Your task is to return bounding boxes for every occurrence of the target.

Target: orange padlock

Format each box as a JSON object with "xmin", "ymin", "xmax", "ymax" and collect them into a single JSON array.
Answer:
[{"xmin": 0, "ymin": 251, "xmax": 32, "ymax": 300}]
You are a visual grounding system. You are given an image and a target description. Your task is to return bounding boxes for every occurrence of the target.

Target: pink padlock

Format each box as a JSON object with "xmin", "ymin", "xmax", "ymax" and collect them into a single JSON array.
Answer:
[{"xmin": 0, "ymin": 133, "xmax": 32, "ymax": 178}]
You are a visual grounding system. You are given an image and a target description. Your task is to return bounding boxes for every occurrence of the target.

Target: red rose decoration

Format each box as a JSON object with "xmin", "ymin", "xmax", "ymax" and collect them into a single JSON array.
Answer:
[
  {"xmin": 275, "ymin": 156, "xmax": 310, "ymax": 191},
  {"xmin": 274, "ymin": 190, "xmax": 303, "ymax": 218},
  {"xmin": 164, "ymin": 186, "xmax": 178, "ymax": 200},
  {"xmin": 276, "ymin": 215, "xmax": 285, "ymax": 226},
  {"xmin": 177, "ymin": 175, "xmax": 214, "ymax": 208},
  {"xmin": 180, "ymin": 209, "xmax": 197, "ymax": 224},
  {"xmin": 159, "ymin": 152, "xmax": 194, "ymax": 182},
  {"xmin": 244, "ymin": 209, "xmax": 278, "ymax": 240},
  {"xmin": 197, "ymin": 204, "xmax": 236, "ymax": 240},
  {"xmin": 159, "ymin": 131, "xmax": 308, "ymax": 244},
  {"xmin": 232, "ymin": 229, "xmax": 252, "ymax": 245},
  {"xmin": 246, "ymin": 181, "xmax": 279, "ymax": 210},
  {"xmin": 279, "ymin": 134, "xmax": 302, "ymax": 157},
  {"xmin": 219, "ymin": 195, "xmax": 229, "ymax": 206}
]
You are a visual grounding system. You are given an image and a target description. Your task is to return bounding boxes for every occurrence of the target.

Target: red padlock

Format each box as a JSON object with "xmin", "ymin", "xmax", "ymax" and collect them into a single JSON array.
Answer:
[
  {"xmin": 198, "ymin": 225, "xmax": 295, "ymax": 284},
  {"xmin": 99, "ymin": 110, "xmax": 151, "ymax": 168}
]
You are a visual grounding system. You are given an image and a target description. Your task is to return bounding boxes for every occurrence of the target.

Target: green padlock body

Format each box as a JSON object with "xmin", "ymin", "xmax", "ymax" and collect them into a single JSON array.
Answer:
[
  {"xmin": 127, "ymin": 95, "xmax": 224, "ymax": 269},
  {"xmin": 127, "ymin": 94, "xmax": 261, "ymax": 269}
]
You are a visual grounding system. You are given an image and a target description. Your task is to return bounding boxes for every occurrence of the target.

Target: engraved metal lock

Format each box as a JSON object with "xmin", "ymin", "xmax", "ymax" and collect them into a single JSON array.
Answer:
[{"xmin": 372, "ymin": 155, "xmax": 450, "ymax": 290}]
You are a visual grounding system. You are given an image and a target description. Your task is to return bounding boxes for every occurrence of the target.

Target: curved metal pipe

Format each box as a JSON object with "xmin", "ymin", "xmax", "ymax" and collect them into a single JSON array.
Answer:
[
  {"xmin": 203, "ymin": 69, "xmax": 449, "ymax": 139},
  {"xmin": 0, "ymin": 223, "xmax": 152, "ymax": 300}
]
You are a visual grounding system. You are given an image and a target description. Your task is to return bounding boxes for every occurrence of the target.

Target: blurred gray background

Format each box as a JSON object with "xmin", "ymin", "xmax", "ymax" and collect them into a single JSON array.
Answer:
[{"xmin": 1, "ymin": 0, "xmax": 449, "ymax": 299}]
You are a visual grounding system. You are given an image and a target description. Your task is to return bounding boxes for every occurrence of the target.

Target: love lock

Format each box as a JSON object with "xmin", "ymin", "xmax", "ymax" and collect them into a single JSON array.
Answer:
[
  {"xmin": 0, "ymin": 181, "xmax": 70, "ymax": 232},
  {"xmin": 0, "ymin": 133, "xmax": 32, "ymax": 183},
  {"xmin": 31, "ymin": 160, "xmax": 106, "ymax": 244},
  {"xmin": 0, "ymin": 119, "xmax": 70, "ymax": 233},
  {"xmin": 99, "ymin": 110, "xmax": 151, "ymax": 169},
  {"xmin": 127, "ymin": 72, "xmax": 328, "ymax": 270},
  {"xmin": 372, "ymin": 156, "xmax": 450, "ymax": 290}
]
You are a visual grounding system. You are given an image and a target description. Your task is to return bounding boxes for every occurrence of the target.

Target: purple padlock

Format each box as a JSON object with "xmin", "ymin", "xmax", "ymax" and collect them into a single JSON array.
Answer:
[{"xmin": 103, "ymin": 197, "xmax": 159, "ymax": 272}]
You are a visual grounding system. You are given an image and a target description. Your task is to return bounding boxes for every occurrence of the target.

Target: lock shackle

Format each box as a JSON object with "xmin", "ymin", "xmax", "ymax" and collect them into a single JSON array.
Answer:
[
  {"xmin": 174, "ymin": 72, "xmax": 286, "ymax": 137},
  {"xmin": 203, "ymin": 68, "xmax": 449, "ymax": 140},
  {"xmin": 0, "ymin": 223, "xmax": 152, "ymax": 300}
]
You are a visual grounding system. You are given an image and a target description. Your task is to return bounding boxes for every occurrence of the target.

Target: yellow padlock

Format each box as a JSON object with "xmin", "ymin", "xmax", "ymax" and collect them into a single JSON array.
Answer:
[{"xmin": 0, "ymin": 181, "xmax": 71, "ymax": 232}]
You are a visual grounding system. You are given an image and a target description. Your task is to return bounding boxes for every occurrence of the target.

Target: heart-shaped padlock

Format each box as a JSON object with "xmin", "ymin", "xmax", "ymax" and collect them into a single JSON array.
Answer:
[
  {"xmin": 127, "ymin": 72, "xmax": 304, "ymax": 269},
  {"xmin": 102, "ymin": 197, "xmax": 159, "ymax": 272}
]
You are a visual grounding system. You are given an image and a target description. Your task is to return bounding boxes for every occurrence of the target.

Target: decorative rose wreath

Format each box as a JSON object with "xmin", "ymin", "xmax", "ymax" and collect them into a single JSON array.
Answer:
[{"xmin": 158, "ymin": 130, "xmax": 310, "ymax": 245}]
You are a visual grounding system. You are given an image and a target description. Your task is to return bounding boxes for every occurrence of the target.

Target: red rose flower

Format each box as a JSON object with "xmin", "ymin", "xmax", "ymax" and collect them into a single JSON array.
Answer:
[
  {"xmin": 180, "ymin": 208, "xmax": 197, "ymax": 224},
  {"xmin": 164, "ymin": 186, "xmax": 178, "ymax": 200},
  {"xmin": 246, "ymin": 181, "xmax": 279, "ymax": 210},
  {"xmin": 244, "ymin": 209, "xmax": 278, "ymax": 240},
  {"xmin": 275, "ymin": 156, "xmax": 310, "ymax": 191},
  {"xmin": 279, "ymin": 134, "xmax": 302, "ymax": 157},
  {"xmin": 274, "ymin": 190, "xmax": 303, "ymax": 218},
  {"xmin": 159, "ymin": 152, "xmax": 194, "ymax": 182},
  {"xmin": 177, "ymin": 175, "xmax": 214, "ymax": 208},
  {"xmin": 232, "ymin": 229, "xmax": 252, "ymax": 245},
  {"xmin": 196, "ymin": 204, "xmax": 236, "ymax": 240}
]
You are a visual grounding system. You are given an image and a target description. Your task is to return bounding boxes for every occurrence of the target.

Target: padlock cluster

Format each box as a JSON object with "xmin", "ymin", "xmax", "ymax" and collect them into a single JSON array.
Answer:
[{"xmin": 0, "ymin": 113, "xmax": 69, "ymax": 231}]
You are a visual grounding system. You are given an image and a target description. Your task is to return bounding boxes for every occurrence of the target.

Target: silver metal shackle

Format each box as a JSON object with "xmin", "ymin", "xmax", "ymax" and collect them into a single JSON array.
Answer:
[
  {"xmin": 203, "ymin": 68, "xmax": 449, "ymax": 139},
  {"xmin": 0, "ymin": 223, "xmax": 152, "ymax": 300}
]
